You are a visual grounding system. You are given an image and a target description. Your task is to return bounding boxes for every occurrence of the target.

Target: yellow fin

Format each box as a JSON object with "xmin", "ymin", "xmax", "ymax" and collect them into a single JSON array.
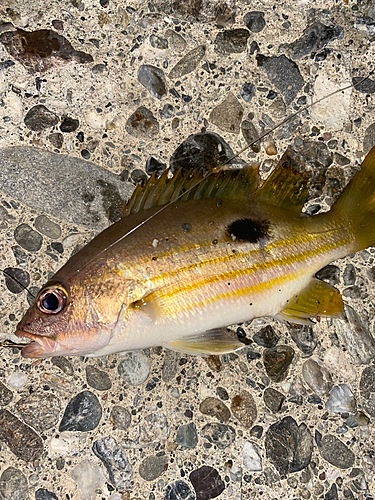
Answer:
[
  {"xmin": 257, "ymin": 150, "xmax": 310, "ymax": 212},
  {"xmin": 281, "ymin": 278, "xmax": 344, "ymax": 321},
  {"xmin": 165, "ymin": 328, "xmax": 250, "ymax": 356},
  {"xmin": 122, "ymin": 166, "xmax": 260, "ymax": 217}
]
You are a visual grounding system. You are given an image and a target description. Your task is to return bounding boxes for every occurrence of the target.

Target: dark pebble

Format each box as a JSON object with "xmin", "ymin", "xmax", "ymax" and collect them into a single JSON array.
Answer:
[
  {"xmin": 246, "ymin": 350, "xmax": 261, "ymax": 361},
  {"xmin": 170, "ymin": 132, "xmax": 242, "ymax": 175},
  {"xmin": 216, "ymin": 386, "xmax": 229, "ymax": 401},
  {"xmin": 324, "ymin": 484, "xmax": 338, "ymax": 500},
  {"xmin": 285, "ymin": 22, "xmax": 343, "ymax": 59},
  {"xmin": 214, "ymin": 28, "xmax": 250, "ymax": 55},
  {"xmin": 92, "ymin": 436, "xmax": 133, "ymax": 490},
  {"xmin": 0, "ymin": 29, "xmax": 93, "ymax": 72},
  {"xmin": 263, "ymin": 387, "xmax": 285, "ymax": 413},
  {"xmin": 0, "ymin": 60, "xmax": 15, "ymax": 71},
  {"xmin": 359, "ymin": 365, "xmax": 375, "ymax": 417},
  {"xmin": 137, "ymin": 64, "xmax": 167, "ymax": 99},
  {"xmin": 231, "ymin": 391, "xmax": 257, "ymax": 427},
  {"xmin": 24, "ymin": 104, "xmax": 59, "ymax": 131},
  {"xmin": 363, "ymin": 122, "xmax": 375, "ymax": 154},
  {"xmin": 288, "ymin": 325, "xmax": 317, "ymax": 357},
  {"xmin": 15, "ymin": 392, "xmax": 61, "ymax": 432},
  {"xmin": 190, "ymin": 466, "xmax": 225, "ymax": 500},
  {"xmin": 250, "ymin": 425, "xmax": 263, "ymax": 439},
  {"xmin": 51, "ymin": 19, "xmax": 64, "ymax": 31},
  {"xmin": 342, "ymin": 286, "xmax": 361, "ymax": 299},
  {"xmin": 146, "ymin": 156, "xmax": 167, "ymax": 176},
  {"xmin": 263, "ymin": 345, "xmax": 294, "ymax": 382},
  {"xmin": 81, "ymin": 149, "xmax": 90, "ymax": 159},
  {"xmin": 265, "ymin": 416, "xmax": 313, "ymax": 476},
  {"xmin": 253, "ymin": 325, "xmax": 279, "ymax": 348},
  {"xmin": 48, "ymin": 132, "xmax": 64, "ymax": 149},
  {"xmin": 316, "ymin": 264, "xmax": 340, "ymax": 285},
  {"xmin": 3, "ymin": 267, "xmax": 30, "ymax": 294},
  {"xmin": 0, "ymin": 409, "xmax": 43, "ymax": 462},
  {"xmin": 343, "ymin": 264, "xmax": 356, "ymax": 286},
  {"xmin": 139, "ymin": 455, "xmax": 167, "ymax": 481},
  {"xmin": 60, "ymin": 116, "xmax": 79, "ymax": 132},
  {"xmin": 169, "ymin": 45, "xmax": 206, "ymax": 79},
  {"xmin": 256, "ymin": 54, "xmax": 304, "ymax": 105},
  {"xmin": 176, "ymin": 422, "xmax": 198, "ymax": 449},
  {"xmin": 319, "ymin": 434, "xmax": 355, "ymax": 469},
  {"xmin": 12, "ymin": 246, "xmax": 27, "ymax": 265},
  {"xmin": 59, "ymin": 391, "xmax": 102, "ymax": 432},
  {"xmin": 86, "ymin": 365, "xmax": 112, "ymax": 391},
  {"xmin": 240, "ymin": 82, "xmax": 255, "ymax": 103},
  {"xmin": 51, "ymin": 356, "xmax": 74, "ymax": 376},
  {"xmin": 241, "ymin": 120, "xmax": 260, "ymax": 153},
  {"xmin": 352, "ymin": 76, "xmax": 375, "ymax": 94},
  {"xmin": 201, "ymin": 422, "xmax": 235, "ymax": 449},
  {"xmin": 164, "ymin": 480, "xmax": 195, "ymax": 500},
  {"xmin": 199, "ymin": 397, "xmax": 230, "ymax": 422},
  {"xmin": 91, "ymin": 63, "xmax": 107, "ymax": 75},
  {"xmin": 14, "ymin": 223, "xmax": 43, "ymax": 252},
  {"xmin": 110, "ymin": 405, "xmax": 132, "ymax": 430},
  {"xmin": 243, "ymin": 11, "xmax": 265, "ymax": 33},
  {"xmin": 35, "ymin": 488, "xmax": 59, "ymax": 500},
  {"xmin": 125, "ymin": 106, "xmax": 159, "ymax": 138},
  {"xmin": 51, "ymin": 242, "xmax": 63, "ymax": 254},
  {"xmin": 0, "ymin": 467, "xmax": 28, "ymax": 500},
  {"xmin": 0, "ymin": 381, "xmax": 13, "ymax": 406}
]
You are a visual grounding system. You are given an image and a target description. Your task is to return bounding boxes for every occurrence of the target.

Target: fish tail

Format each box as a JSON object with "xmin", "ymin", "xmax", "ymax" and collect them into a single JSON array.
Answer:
[{"xmin": 331, "ymin": 145, "xmax": 375, "ymax": 253}]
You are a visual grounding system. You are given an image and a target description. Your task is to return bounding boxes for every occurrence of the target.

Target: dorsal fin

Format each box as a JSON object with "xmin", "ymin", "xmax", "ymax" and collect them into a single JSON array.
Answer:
[{"xmin": 122, "ymin": 166, "xmax": 260, "ymax": 217}]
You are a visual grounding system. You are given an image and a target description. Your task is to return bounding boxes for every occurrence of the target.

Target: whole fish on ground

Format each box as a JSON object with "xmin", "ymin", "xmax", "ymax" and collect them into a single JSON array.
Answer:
[{"xmin": 14, "ymin": 145, "xmax": 375, "ymax": 358}]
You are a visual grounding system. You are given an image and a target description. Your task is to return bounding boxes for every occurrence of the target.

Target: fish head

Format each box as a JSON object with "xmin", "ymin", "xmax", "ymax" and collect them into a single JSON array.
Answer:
[{"xmin": 15, "ymin": 267, "xmax": 133, "ymax": 358}]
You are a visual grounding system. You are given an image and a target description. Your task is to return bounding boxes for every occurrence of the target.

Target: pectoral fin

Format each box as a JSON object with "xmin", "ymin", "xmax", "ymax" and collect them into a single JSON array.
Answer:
[
  {"xmin": 281, "ymin": 278, "xmax": 344, "ymax": 322},
  {"xmin": 164, "ymin": 328, "xmax": 250, "ymax": 356}
]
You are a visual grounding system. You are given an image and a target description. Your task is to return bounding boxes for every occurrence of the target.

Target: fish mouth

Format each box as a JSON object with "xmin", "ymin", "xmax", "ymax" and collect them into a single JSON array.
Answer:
[{"xmin": 14, "ymin": 331, "xmax": 57, "ymax": 358}]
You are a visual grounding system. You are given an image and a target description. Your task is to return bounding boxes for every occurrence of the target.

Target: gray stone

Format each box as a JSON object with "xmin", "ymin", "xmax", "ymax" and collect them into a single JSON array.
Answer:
[
  {"xmin": 92, "ymin": 436, "xmax": 133, "ymax": 490},
  {"xmin": 319, "ymin": 434, "xmax": 355, "ymax": 469},
  {"xmin": 256, "ymin": 54, "xmax": 304, "ymax": 105},
  {"xmin": 34, "ymin": 215, "xmax": 61, "ymax": 239},
  {"xmin": 176, "ymin": 422, "xmax": 198, "ymax": 449},
  {"xmin": 241, "ymin": 120, "xmax": 260, "ymax": 152},
  {"xmin": 15, "ymin": 392, "xmax": 61, "ymax": 432},
  {"xmin": 0, "ymin": 467, "xmax": 29, "ymax": 500},
  {"xmin": 162, "ymin": 349, "xmax": 179, "ymax": 382},
  {"xmin": 51, "ymin": 356, "xmax": 74, "ymax": 376},
  {"xmin": 3, "ymin": 267, "xmax": 30, "ymax": 294},
  {"xmin": 263, "ymin": 387, "xmax": 285, "ymax": 413},
  {"xmin": 139, "ymin": 455, "xmax": 168, "ymax": 481},
  {"xmin": 117, "ymin": 351, "xmax": 150, "ymax": 386},
  {"xmin": 363, "ymin": 122, "xmax": 375, "ymax": 154},
  {"xmin": 169, "ymin": 45, "xmax": 206, "ymax": 79},
  {"xmin": 35, "ymin": 488, "xmax": 58, "ymax": 500},
  {"xmin": 164, "ymin": 480, "xmax": 195, "ymax": 500},
  {"xmin": 288, "ymin": 325, "xmax": 317, "ymax": 357},
  {"xmin": 243, "ymin": 11, "xmax": 265, "ymax": 33},
  {"xmin": 59, "ymin": 391, "xmax": 102, "ymax": 432},
  {"xmin": 164, "ymin": 30, "xmax": 186, "ymax": 53},
  {"xmin": 0, "ymin": 147, "xmax": 133, "ymax": 229},
  {"xmin": 209, "ymin": 92, "xmax": 243, "ymax": 134},
  {"xmin": 302, "ymin": 358, "xmax": 333, "ymax": 396},
  {"xmin": 265, "ymin": 416, "xmax": 313, "ymax": 476},
  {"xmin": 137, "ymin": 65, "xmax": 167, "ymax": 99},
  {"xmin": 253, "ymin": 325, "xmax": 279, "ymax": 348},
  {"xmin": 0, "ymin": 409, "xmax": 43, "ymax": 462},
  {"xmin": 240, "ymin": 82, "xmax": 255, "ymax": 103},
  {"xmin": 14, "ymin": 224, "xmax": 42, "ymax": 252},
  {"xmin": 85, "ymin": 365, "xmax": 112, "ymax": 391},
  {"xmin": 0, "ymin": 381, "xmax": 13, "ymax": 406},
  {"xmin": 110, "ymin": 406, "xmax": 132, "ymax": 430},
  {"xmin": 359, "ymin": 365, "xmax": 375, "ymax": 417},
  {"xmin": 123, "ymin": 412, "xmax": 169, "ymax": 448},
  {"xmin": 334, "ymin": 304, "xmax": 375, "ymax": 364},
  {"xmin": 284, "ymin": 22, "xmax": 343, "ymax": 60},
  {"xmin": 150, "ymin": 34, "xmax": 168, "ymax": 50},
  {"xmin": 343, "ymin": 264, "xmax": 356, "ymax": 286},
  {"xmin": 125, "ymin": 106, "xmax": 159, "ymax": 139},
  {"xmin": 201, "ymin": 422, "xmax": 235, "ymax": 449}
]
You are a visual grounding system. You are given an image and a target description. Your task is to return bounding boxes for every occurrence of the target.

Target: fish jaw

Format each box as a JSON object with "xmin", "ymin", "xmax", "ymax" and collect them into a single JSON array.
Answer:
[{"xmin": 15, "ymin": 331, "xmax": 59, "ymax": 358}]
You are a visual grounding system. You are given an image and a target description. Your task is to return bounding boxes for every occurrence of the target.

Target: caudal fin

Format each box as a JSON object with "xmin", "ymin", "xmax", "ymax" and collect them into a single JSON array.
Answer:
[{"xmin": 331, "ymin": 145, "xmax": 375, "ymax": 253}]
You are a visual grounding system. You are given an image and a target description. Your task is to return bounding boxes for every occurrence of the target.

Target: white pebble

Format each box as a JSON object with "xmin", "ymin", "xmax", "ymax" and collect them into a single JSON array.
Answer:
[
  {"xmin": 85, "ymin": 110, "xmax": 107, "ymax": 130},
  {"xmin": 63, "ymin": 233, "xmax": 84, "ymax": 249},
  {"xmin": 48, "ymin": 432, "xmax": 84, "ymax": 457},
  {"xmin": 71, "ymin": 459, "xmax": 106, "ymax": 500},
  {"xmin": 325, "ymin": 384, "xmax": 356, "ymax": 413},
  {"xmin": 242, "ymin": 441, "xmax": 262, "ymax": 471},
  {"xmin": 323, "ymin": 347, "xmax": 356, "ymax": 382},
  {"xmin": 7, "ymin": 372, "xmax": 28, "ymax": 390}
]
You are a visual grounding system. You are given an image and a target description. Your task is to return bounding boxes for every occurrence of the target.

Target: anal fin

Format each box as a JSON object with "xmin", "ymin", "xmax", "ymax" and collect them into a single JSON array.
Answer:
[
  {"xmin": 281, "ymin": 278, "xmax": 344, "ymax": 322},
  {"xmin": 164, "ymin": 328, "xmax": 250, "ymax": 356}
]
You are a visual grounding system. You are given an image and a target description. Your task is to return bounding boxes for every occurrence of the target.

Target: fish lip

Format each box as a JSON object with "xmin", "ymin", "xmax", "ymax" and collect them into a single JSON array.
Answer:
[{"xmin": 14, "ymin": 330, "xmax": 57, "ymax": 358}]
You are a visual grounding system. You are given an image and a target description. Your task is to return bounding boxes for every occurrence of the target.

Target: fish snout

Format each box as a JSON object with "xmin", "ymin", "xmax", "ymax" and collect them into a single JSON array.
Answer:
[{"xmin": 14, "ymin": 331, "xmax": 57, "ymax": 358}]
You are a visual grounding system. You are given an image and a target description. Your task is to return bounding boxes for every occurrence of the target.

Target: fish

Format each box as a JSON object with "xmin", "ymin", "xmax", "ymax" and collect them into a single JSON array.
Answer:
[{"xmin": 13, "ymin": 140, "xmax": 375, "ymax": 359}]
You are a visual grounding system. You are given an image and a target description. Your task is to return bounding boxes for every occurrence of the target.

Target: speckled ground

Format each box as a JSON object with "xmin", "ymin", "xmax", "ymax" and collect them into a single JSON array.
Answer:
[{"xmin": 0, "ymin": 1, "xmax": 374, "ymax": 499}]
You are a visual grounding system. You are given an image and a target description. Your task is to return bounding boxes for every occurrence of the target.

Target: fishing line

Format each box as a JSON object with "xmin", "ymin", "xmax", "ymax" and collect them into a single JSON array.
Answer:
[{"xmin": 70, "ymin": 67, "xmax": 375, "ymax": 277}]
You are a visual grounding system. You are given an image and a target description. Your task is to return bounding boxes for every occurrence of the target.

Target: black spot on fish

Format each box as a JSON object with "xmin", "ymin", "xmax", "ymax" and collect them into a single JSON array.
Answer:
[{"xmin": 227, "ymin": 218, "xmax": 269, "ymax": 243}]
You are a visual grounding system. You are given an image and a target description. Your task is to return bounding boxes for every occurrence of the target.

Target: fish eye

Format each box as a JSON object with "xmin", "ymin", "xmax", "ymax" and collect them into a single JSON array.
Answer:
[{"xmin": 37, "ymin": 287, "xmax": 68, "ymax": 315}]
